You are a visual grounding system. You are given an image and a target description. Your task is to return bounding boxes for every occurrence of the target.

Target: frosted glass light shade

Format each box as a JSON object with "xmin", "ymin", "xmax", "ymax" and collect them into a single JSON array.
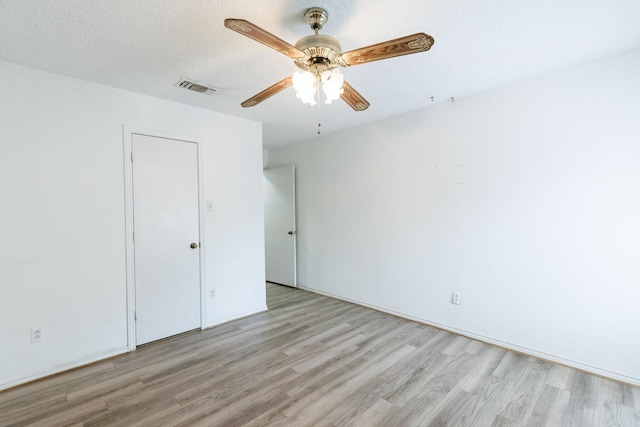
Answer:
[
  {"xmin": 293, "ymin": 68, "xmax": 345, "ymax": 106},
  {"xmin": 292, "ymin": 71, "xmax": 317, "ymax": 105},
  {"xmin": 321, "ymin": 68, "xmax": 344, "ymax": 104}
]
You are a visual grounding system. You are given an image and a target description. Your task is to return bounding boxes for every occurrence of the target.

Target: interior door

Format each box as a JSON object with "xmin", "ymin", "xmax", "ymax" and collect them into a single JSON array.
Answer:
[
  {"xmin": 264, "ymin": 165, "xmax": 297, "ymax": 287},
  {"xmin": 132, "ymin": 133, "xmax": 201, "ymax": 345}
]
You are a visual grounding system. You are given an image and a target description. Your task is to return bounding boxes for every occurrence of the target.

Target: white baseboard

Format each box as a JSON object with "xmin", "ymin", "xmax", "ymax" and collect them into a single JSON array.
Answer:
[
  {"xmin": 204, "ymin": 305, "xmax": 268, "ymax": 329},
  {"xmin": 299, "ymin": 285, "xmax": 640, "ymax": 387},
  {"xmin": 0, "ymin": 347, "xmax": 129, "ymax": 392},
  {"xmin": 1, "ymin": 306, "xmax": 270, "ymax": 392}
]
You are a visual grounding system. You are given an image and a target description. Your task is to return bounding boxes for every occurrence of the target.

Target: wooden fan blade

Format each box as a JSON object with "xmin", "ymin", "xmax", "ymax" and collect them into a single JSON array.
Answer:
[
  {"xmin": 340, "ymin": 81, "xmax": 370, "ymax": 111},
  {"xmin": 225, "ymin": 19, "xmax": 306, "ymax": 60},
  {"xmin": 341, "ymin": 33, "xmax": 434, "ymax": 66},
  {"xmin": 241, "ymin": 76, "xmax": 293, "ymax": 107}
]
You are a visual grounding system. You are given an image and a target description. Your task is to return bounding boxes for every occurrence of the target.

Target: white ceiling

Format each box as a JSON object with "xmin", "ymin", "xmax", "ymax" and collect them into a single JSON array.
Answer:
[{"xmin": 1, "ymin": 1, "xmax": 639, "ymax": 149}]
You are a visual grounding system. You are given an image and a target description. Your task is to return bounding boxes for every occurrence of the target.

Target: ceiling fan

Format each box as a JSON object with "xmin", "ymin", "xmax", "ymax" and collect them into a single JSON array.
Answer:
[{"xmin": 224, "ymin": 7, "xmax": 434, "ymax": 111}]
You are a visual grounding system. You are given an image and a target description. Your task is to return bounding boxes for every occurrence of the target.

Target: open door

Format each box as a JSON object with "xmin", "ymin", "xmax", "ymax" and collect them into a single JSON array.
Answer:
[{"xmin": 264, "ymin": 165, "xmax": 297, "ymax": 287}]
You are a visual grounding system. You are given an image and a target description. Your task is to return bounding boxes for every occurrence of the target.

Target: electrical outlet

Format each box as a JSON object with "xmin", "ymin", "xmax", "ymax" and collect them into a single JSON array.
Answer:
[
  {"xmin": 31, "ymin": 328, "xmax": 43, "ymax": 343},
  {"xmin": 209, "ymin": 289, "xmax": 215, "ymax": 299},
  {"xmin": 451, "ymin": 292, "xmax": 462, "ymax": 305}
]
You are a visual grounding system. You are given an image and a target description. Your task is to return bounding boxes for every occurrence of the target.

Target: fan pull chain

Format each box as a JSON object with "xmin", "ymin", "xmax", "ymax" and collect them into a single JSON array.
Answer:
[{"xmin": 317, "ymin": 81, "xmax": 321, "ymax": 134}]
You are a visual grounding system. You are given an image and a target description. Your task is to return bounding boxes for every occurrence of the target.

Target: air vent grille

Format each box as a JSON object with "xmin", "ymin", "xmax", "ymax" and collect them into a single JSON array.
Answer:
[{"xmin": 175, "ymin": 78, "xmax": 216, "ymax": 93}]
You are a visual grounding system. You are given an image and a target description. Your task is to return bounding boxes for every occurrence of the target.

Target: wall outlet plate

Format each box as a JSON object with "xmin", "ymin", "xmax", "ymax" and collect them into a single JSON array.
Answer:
[{"xmin": 451, "ymin": 292, "xmax": 462, "ymax": 305}]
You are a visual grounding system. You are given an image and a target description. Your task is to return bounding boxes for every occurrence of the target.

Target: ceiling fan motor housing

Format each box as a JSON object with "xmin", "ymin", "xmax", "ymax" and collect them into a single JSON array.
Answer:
[{"xmin": 294, "ymin": 34, "xmax": 345, "ymax": 74}]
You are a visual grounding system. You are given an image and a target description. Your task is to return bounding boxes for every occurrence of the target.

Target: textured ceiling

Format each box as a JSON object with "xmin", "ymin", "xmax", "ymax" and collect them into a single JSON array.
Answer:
[{"xmin": 1, "ymin": 0, "xmax": 639, "ymax": 148}]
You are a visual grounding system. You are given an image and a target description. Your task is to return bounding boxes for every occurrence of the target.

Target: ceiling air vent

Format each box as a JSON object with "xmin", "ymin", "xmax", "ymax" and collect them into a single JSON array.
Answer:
[{"xmin": 175, "ymin": 78, "xmax": 216, "ymax": 93}]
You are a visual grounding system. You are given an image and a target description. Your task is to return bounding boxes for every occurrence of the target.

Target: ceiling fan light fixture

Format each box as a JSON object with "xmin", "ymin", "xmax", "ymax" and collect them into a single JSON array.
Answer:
[
  {"xmin": 292, "ymin": 68, "xmax": 345, "ymax": 106},
  {"xmin": 292, "ymin": 70, "xmax": 317, "ymax": 105},
  {"xmin": 321, "ymin": 68, "xmax": 344, "ymax": 104}
]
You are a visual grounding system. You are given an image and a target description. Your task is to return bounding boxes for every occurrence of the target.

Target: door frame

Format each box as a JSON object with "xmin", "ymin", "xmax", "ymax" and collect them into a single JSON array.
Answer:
[{"xmin": 123, "ymin": 126, "xmax": 207, "ymax": 351}]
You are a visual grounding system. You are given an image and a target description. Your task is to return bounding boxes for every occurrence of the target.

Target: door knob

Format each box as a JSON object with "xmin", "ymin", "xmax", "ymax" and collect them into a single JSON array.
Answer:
[
  {"xmin": 190, "ymin": 242, "xmax": 199, "ymax": 249},
  {"xmin": 288, "ymin": 231, "xmax": 296, "ymax": 235}
]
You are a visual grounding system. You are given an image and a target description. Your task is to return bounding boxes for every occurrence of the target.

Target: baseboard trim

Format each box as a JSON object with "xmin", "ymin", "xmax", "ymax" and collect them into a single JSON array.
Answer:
[
  {"xmin": 0, "ymin": 347, "xmax": 129, "ymax": 392},
  {"xmin": 1, "ymin": 305, "xmax": 270, "ymax": 393},
  {"xmin": 298, "ymin": 285, "xmax": 640, "ymax": 387},
  {"xmin": 204, "ymin": 305, "xmax": 268, "ymax": 329}
]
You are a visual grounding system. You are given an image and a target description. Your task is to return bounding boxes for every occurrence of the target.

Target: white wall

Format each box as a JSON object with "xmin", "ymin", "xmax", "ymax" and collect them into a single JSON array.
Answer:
[
  {"xmin": 0, "ymin": 60, "xmax": 265, "ymax": 390},
  {"xmin": 267, "ymin": 48, "xmax": 640, "ymax": 385}
]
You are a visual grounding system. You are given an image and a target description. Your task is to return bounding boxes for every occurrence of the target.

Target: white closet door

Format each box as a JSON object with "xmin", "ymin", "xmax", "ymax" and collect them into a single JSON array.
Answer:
[{"xmin": 132, "ymin": 134, "xmax": 201, "ymax": 345}]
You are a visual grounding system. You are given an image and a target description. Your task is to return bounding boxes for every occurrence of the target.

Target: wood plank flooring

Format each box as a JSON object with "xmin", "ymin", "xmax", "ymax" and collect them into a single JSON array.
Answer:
[{"xmin": 1, "ymin": 283, "xmax": 638, "ymax": 426}]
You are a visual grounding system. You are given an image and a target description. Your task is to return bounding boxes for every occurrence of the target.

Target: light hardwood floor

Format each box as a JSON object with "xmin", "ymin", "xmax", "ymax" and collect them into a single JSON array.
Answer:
[{"xmin": 1, "ymin": 283, "xmax": 638, "ymax": 426}]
